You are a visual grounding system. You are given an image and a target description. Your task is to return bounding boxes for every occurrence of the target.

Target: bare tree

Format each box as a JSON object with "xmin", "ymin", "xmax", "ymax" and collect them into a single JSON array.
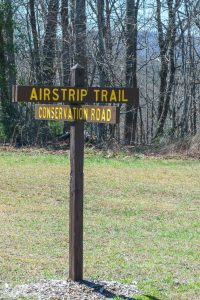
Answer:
[
  {"xmin": 43, "ymin": 0, "xmax": 59, "ymax": 85},
  {"xmin": 0, "ymin": 1, "xmax": 17, "ymax": 137},
  {"xmin": 29, "ymin": 0, "xmax": 42, "ymax": 84},
  {"xmin": 155, "ymin": 0, "xmax": 181, "ymax": 138},
  {"xmin": 125, "ymin": 0, "xmax": 140, "ymax": 145},
  {"xmin": 61, "ymin": 0, "xmax": 70, "ymax": 85}
]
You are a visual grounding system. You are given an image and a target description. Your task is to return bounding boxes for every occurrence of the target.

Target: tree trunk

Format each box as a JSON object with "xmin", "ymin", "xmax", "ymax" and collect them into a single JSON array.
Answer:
[
  {"xmin": 61, "ymin": 0, "xmax": 71, "ymax": 133},
  {"xmin": 4, "ymin": 0, "xmax": 16, "ymax": 94},
  {"xmin": 29, "ymin": 0, "xmax": 42, "ymax": 84},
  {"xmin": 125, "ymin": 0, "xmax": 139, "ymax": 145},
  {"xmin": 154, "ymin": 0, "xmax": 179, "ymax": 138},
  {"xmin": 0, "ymin": 7, "xmax": 14, "ymax": 137},
  {"xmin": 61, "ymin": 0, "xmax": 70, "ymax": 85},
  {"xmin": 43, "ymin": 0, "xmax": 59, "ymax": 85},
  {"xmin": 97, "ymin": 0, "xmax": 106, "ymax": 87}
]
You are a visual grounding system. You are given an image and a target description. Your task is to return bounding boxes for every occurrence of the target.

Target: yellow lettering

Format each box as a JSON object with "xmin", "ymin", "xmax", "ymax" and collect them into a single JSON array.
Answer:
[
  {"xmin": 44, "ymin": 88, "xmax": 50, "ymax": 101},
  {"xmin": 47, "ymin": 107, "xmax": 51, "ymax": 118},
  {"xmin": 76, "ymin": 89, "xmax": 80, "ymax": 101},
  {"xmin": 38, "ymin": 107, "xmax": 42, "ymax": 118},
  {"xmin": 59, "ymin": 107, "xmax": 62, "ymax": 119},
  {"xmin": 94, "ymin": 90, "xmax": 100, "ymax": 102},
  {"xmin": 96, "ymin": 108, "xmax": 100, "ymax": 120},
  {"xmin": 72, "ymin": 107, "xmax": 77, "ymax": 119},
  {"xmin": 30, "ymin": 88, "xmax": 38, "ymax": 101},
  {"xmin": 83, "ymin": 108, "xmax": 88, "ymax": 120},
  {"xmin": 39, "ymin": 88, "xmax": 42, "ymax": 100},
  {"xmin": 53, "ymin": 88, "xmax": 59, "ymax": 101},
  {"xmin": 61, "ymin": 89, "xmax": 67, "ymax": 100},
  {"xmin": 102, "ymin": 90, "xmax": 108, "ymax": 102},
  {"xmin": 68, "ymin": 108, "xmax": 72, "ymax": 120},
  {"xmin": 55, "ymin": 107, "xmax": 59, "ymax": 119},
  {"xmin": 80, "ymin": 89, "xmax": 87, "ymax": 101},
  {"xmin": 91, "ymin": 108, "xmax": 95, "ymax": 120},
  {"xmin": 101, "ymin": 109, "xmax": 106, "ymax": 121},
  {"xmin": 122, "ymin": 90, "xmax": 128, "ymax": 102},
  {"xmin": 51, "ymin": 107, "xmax": 55, "ymax": 119},
  {"xmin": 69, "ymin": 89, "xmax": 75, "ymax": 101},
  {"xmin": 63, "ymin": 107, "xmax": 67, "ymax": 119},
  {"xmin": 79, "ymin": 108, "xmax": 83, "ymax": 120},
  {"xmin": 110, "ymin": 90, "xmax": 117, "ymax": 102},
  {"xmin": 107, "ymin": 109, "xmax": 111, "ymax": 121},
  {"xmin": 42, "ymin": 107, "xmax": 46, "ymax": 118}
]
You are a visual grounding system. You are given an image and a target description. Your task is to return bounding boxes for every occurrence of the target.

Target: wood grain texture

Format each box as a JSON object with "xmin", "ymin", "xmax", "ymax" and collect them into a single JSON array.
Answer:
[{"xmin": 69, "ymin": 64, "xmax": 84, "ymax": 281}]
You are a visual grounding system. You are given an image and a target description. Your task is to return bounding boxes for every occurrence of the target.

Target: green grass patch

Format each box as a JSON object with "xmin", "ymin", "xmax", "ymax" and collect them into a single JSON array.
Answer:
[{"xmin": 0, "ymin": 150, "xmax": 199, "ymax": 299}]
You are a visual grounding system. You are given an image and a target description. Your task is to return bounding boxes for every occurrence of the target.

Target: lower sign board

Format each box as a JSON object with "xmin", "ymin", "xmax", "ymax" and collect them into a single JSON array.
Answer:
[{"xmin": 35, "ymin": 104, "xmax": 120, "ymax": 124}]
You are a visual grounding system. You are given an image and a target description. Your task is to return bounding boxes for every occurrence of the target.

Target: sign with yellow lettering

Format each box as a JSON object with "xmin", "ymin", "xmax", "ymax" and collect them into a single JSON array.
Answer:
[
  {"xmin": 12, "ymin": 85, "xmax": 139, "ymax": 105},
  {"xmin": 35, "ymin": 105, "xmax": 120, "ymax": 124}
]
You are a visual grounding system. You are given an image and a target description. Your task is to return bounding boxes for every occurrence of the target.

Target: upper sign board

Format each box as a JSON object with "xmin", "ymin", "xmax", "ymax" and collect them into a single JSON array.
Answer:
[{"xmin": 12, "ymin": 85, "xmax": 139, "ymax": 105}]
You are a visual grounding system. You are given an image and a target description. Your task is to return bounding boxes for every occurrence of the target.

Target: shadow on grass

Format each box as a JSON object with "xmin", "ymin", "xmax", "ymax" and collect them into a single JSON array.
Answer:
[{"xmin": 80, "ymin": 280, "xmax": 161, "ymax": 300}]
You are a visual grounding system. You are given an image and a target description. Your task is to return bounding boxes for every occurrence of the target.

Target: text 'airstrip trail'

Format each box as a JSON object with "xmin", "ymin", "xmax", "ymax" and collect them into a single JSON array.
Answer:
[{"xmin": 13, "ymin": 86, "xmax": 139, "ymax": 105}]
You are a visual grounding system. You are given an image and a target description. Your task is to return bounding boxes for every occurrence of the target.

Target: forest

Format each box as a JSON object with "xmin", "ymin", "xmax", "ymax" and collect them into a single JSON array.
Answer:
[{"xmin": 0, "ymin": 0, "xmax": 200, "ymax": 147}]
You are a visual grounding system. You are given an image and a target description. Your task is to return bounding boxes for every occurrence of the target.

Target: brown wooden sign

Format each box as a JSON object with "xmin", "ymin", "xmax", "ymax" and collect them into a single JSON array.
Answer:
[
  {"xmin": 35, "ymin": 104, "xmax": 120, "ymax": 124},
  {"xmin": 12, "ymin": 85, "xmax": 139, "ymax": 105}
]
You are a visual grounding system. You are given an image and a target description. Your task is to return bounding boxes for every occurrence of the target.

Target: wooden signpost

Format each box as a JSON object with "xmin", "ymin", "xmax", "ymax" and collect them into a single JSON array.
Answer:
[
  {"xmin": 69, "ymin": 65, "xmax": 84, "ymax": 281},
  {"xmin": 12, "ymin": 64, "xmax": 139, "ymax": 282}
]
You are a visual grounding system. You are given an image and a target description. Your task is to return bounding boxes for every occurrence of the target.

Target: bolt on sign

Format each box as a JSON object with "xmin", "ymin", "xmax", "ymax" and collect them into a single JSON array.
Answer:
[
  {"xmin": 12, "ymin": 64, "xmax": 139, "ymax": 282},
  {"xmin": 12, "ymin": 85, "xmax": 139, "ymax": 105},
  {"xmin": 35, "ymin": 105, "xmax": 120, "ymax": 124}
]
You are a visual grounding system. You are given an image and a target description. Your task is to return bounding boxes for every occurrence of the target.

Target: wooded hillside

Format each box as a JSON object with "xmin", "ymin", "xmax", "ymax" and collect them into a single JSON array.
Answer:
[{"xmin": 0, "ymin": 0, "xmax": 200, "ymax": 146}]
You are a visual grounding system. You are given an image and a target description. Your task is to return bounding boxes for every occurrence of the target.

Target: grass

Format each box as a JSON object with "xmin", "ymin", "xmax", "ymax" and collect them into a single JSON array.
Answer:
[{"xmin": 0, "ymin": 149, "xmax": 199, "ymax": 299}]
